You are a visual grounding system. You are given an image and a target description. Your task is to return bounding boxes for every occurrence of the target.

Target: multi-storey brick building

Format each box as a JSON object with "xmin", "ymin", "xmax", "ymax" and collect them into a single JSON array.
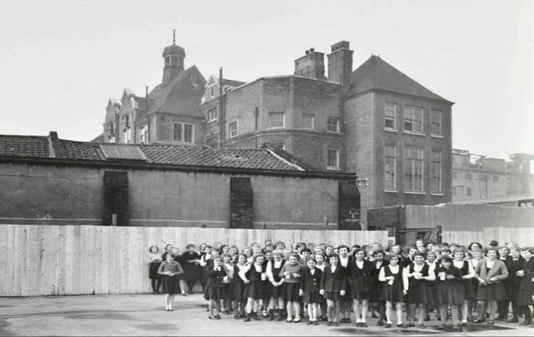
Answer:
[
  {"xmin": 100, "ymin": 35, "xmax": 206, "ymax": 146},
  {"xmin": 97, "ymin": 37, "xmax": 454, "ymax": 227},
  {"xmin": 452, "ymin": 149, "xmax": 534, "ymax": 201}
]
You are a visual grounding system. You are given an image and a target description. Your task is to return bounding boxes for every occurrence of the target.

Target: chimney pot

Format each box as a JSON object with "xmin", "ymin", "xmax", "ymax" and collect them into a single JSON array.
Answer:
[
  {"xmin": 48, "ymin": 131, "xmax": 59, "ymax": 141},
  {"xmin": 310, "ymin": 47, "xmax": 315, "ymax": 52},
  {"xmin": 305, "ymin": 50, "xmax": 310, "ymax": 55}
]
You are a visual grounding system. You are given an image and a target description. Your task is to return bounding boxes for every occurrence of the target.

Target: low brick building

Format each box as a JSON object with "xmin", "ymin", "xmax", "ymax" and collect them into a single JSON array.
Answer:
[{"xmin": 0, "ymin": 132, "xmax": 360, "ymax": 230}]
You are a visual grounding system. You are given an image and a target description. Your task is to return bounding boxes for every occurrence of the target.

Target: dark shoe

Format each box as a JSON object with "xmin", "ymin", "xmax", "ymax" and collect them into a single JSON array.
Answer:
[
  {"xmin": 398, "ymin": 323, "xmax": 406, "ymax": 328},
  {"xmin": 361, "ymin": 322, "xmax": 368, "ymax": 327},
  {"xmin": 252, "ymin": 313, "xmax": 260, "ymax": 321},
  {"xmin": 487, "ymin": 320, "xmax": 494, "ymax": 326},
  {"xmin": 506, "ymin": 318, "xmax": 519, "ymax": 323},
  {"xmin": 385, "ymin": 323, "xmax": 392, "ymax": 328},
  {"xmin": 462, "ymin": 321, "xmax": 469, "ymax": 326},
  {"xmin": 276, "ymin": 314, "xmax": 284, "ymax": 321},
  {"xmin": 333, "ymin": 322, "xmax": 340, "ymax": 327},
  {"xmin": 321, "ymin": 316, "xmax": 328, "ymax": 322},
  {"xmin": 244, "ymin": 314, "xmax": 251, "ymax": 322},
  {"xmin": 473, "ymin": 319, "xmax": 485, "ymax": 323},
  {"xmin": 215, "ymin": 315, "xmax": 221, "ymax": 320},
  {"xmin": 437, "ymin": 324, "xmax": 445, "ymax": 330},
  {"xmin": 267, "ymin": 310, "xmax": 274, "ymax": 321},
  {"xmin": 209, "ymin": 315, "xmax": 215, "ymax": 320},
  {"xmin": 377, "ymin": 320, "xmax": 384, "ymax": 326},
  {"xmin": 406, "ymin": 323, "xmax": 415, "ymax": 328},
  {"xmin": 307, "ymin": 321, "xmax": 314, "ymax": 325},
  {"xmin": 181, "ymin": 292, "xmax": 188, "ymax": 296},
  {"xmin": 417, "ymin": 324, "xmax": 425, "ymax": 329},
  {"xmin": 340, "ymin": 318, "xmax": 346, "ymax": 323},
  {"xmin": 234, "ymin": 314, "xmax": 240, "ymax": 319},
  {"xmin": 453, "ymin": 324, "xmax": 460, "ymax": 331},
  {"xmin": 313, "ymin": 321, "xmax": 319, "ymax": 325},
  {"xmin": 424, "ymin": 315, "xmax": 430, "ymax": 321},
  {"xmin": 327, "ymin": 321, "xmax": 333, "ymax": 326}
]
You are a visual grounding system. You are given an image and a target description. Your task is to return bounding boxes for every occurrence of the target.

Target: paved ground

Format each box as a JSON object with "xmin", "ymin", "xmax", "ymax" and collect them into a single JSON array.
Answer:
[{"xmin": 0, "ymin": 294, "xmax": 533, "ymax": 336}]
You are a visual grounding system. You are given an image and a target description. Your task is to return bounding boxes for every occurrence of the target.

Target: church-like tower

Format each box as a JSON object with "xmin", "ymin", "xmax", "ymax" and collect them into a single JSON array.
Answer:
[{"xmin": 162, "ymin": 30, "xmax": 185, "ymax": 86}]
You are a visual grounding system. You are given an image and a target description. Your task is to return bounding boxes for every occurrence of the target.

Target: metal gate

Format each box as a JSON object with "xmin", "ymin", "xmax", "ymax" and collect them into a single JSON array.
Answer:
[{"xmin": 392, "ymin": 225, "xmax": 442, "ymax": 246}]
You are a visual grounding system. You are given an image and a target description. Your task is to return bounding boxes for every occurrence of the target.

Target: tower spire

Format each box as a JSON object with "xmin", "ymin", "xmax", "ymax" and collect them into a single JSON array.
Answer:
[{"xmin": 172, "ymin": 29, "xmax": 176, "ymax": 45}]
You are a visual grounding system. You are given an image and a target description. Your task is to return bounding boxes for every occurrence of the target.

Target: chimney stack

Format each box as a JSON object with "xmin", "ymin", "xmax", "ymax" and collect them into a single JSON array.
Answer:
[
  {"xmin": 294, "ymin": 48, "xmax": 326, "ymax": 80},
  {"xmin": 327, "ymin": 41, "xmax": 353, "ymax": 85}
]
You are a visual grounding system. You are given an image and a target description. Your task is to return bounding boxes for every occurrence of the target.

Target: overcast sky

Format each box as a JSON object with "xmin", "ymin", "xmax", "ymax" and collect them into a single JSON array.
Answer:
[{"xmin": 0, "ymin": 0, "xmax": 532, "ymax": 160}]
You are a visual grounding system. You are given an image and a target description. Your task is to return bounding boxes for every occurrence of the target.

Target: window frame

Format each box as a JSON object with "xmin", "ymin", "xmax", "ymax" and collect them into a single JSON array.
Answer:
[
  {"xmin": 430, "ymin": 110, "xmax": 442, "ymax": 137},
  {"xmin": 431, "ymin": 150, "xmax": 443, "ymax": 194},
  {"xmin": 404, "ymin": 146, "xmax": 425, "ymax": 193},
  {"xmin": 207, "ymin": 108, "xmax": 218, "ymax": 122},
  {"xmin": 173, "ymin": 122, "xmax": 195, "ymax": 143},
  {"xmin": 385, "ymin": 102, "xmax": 397, "ymax": 131},
  {"xmin": 268, "ymin": 112, "xmax": 285, "ymax": 128},
  {"xmin": 327, "ymin": 118, "xmax": 341, "ymax": 133},
  {"xmin": 228, "ymin": 122, "xmax": 238, "ymax": 138},
  {"xmin": 384, "ymin": 144, "xmax": 397, "ymax": 191},
  {"xmin": 326, "ymin": 148, "xmax": 340, "ymax": 170},
  {"xmin": 404, "ymin": 106, "xmax": 424, "ymax": 134}
]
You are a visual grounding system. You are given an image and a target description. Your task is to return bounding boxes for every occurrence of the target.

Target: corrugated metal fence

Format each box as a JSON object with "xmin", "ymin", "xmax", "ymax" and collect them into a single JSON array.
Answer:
[{"xmin": 0, "ymin": 225, "xmax": 388, "ymax": 297}]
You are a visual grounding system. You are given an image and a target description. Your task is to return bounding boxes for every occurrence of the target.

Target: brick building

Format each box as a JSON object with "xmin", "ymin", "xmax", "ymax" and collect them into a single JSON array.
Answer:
[
  {"xmin": 452, "ymin": 149, "xmax": 534, "ymax": 202},
  {"xmin": 96, "ymin": 37, "xmax": 454, "ymax": 227}
]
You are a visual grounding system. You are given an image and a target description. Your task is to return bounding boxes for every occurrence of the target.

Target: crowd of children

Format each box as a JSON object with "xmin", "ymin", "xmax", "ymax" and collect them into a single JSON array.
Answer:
[{"xmin": 148, "ymin": 239, "xmax": 534, "ymax": 330}]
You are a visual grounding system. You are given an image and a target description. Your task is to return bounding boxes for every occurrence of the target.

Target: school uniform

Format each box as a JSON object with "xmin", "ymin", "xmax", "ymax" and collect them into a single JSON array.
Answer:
[
  {"xmin": 244, "ymin": 263, "xmax": 265, "ymax": 300},
  {"xmin": 370, "ymin": 260, "xmax": 388, "ymax": 303},
  {"xmin": 231, "ymin": 264, "xmax": 247, "ymax": 302},
  {"xmin": 516, "ymin": 258, "xmax": 534, "ymax": 306},
  {"xmin": 320, "ymin": 264, "xmax": 347, "ymax": 301},
  {"xmin": 346, "ymin": 259, "xmax": 373, "ymax": 300},
  {"xmin": 435, "ymin": 266, "xmax": 464, "ymax": 306},
  {"xmin": 453, "ymin": 260, "xmax": 476, "ymax": 301},
  {"xmin": 300, "ymin": 267, "xmax": 323, "ymax": 304},
  {"xmin": 426, "ymin": 260, "xmax": 440, "ymax": 305},
  {"xmin": 267, "ymin": 259, "xmax": 286, "ymax": 298},
  {"xmin": 158, "ymin": 260, "xmax": 184, "ymax": 295},
  {"xmin": 405, "ymin": 263, "xmax": 434, "ymax": 305},
  {"xmin": 207, "ymin": 266, "xmax": 227, "ymax": 301},
  {"xmin": 475, "ymin": 259, "xmax": 509, "ymax": 301},
  {"xmin": 380, "ymin": 264, "xmax": 407, "ymax": 303},
  {"xmin": 339, "ymin": 256, "xmax": 353, "ymax": 302},
  {"xmin": 280, "ymin": 263, "xmax": 303, "ymax": 302}
]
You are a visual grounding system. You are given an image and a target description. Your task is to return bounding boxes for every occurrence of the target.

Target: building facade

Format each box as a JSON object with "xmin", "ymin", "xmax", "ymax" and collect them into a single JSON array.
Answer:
[{"xmin": 452, "ymin": 149, "xmax": 534, "ymax": 202}]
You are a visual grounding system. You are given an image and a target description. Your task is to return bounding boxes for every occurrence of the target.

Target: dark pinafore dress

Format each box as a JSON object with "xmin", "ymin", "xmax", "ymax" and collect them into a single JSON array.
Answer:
[
  {"xmin": 244, "ymin": 264, "xmax": 265, "ymax": 300},
  {"xmin": 270, "ymin": 259, "xmax": 286, "ymax": 298},
  {"xmin": 382, "ymin": 265, "xmax": 405, "ymax": 303},
  {"xmin": 406, "ymin": 263, "xmax": 433, "ymax": 305},
  {"xmin": 455, "ymin": 260, "xmax": 476, "ymax": 301}
]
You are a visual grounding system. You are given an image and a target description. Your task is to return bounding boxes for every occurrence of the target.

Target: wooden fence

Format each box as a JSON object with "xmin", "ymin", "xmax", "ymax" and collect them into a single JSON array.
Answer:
[
  {"xmin": 0, "ymin": 225, "xmax": 388, "ymax": 297},
  {"xmin": 442, "ymin": 227, "xmax": 534, "ymax": 247}
]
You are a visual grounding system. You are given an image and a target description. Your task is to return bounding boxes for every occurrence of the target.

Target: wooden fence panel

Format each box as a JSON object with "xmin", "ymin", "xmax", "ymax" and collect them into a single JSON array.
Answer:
[
  {"xmin": 483, "ymin": 227, "xmax": 534, "ymax": 247},
  {"xmin": 442, "ymin": 231, "xmax": 484, "ymax": 246},
  {"xmin": 0, "ymin": 225, "xmax": 388, "ymax": 297}
]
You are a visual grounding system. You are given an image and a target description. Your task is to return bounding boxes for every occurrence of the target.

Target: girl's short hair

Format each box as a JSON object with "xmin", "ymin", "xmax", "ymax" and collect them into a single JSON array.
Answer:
[
  {"xmin": 185, "ymin": 244, "xmax": 196, "ymax": 250},
  {"xmin": 228, "ymin": 245, "xmax": 238, "ymax": 251},
  {"xmin": 338, "ymin": 245, "xmax": 350, "ymax": 251},
  {"xmin": 468, "ymin": 242, "xmax": 483, "ymax": 251},
  {"xmin": 289, "ymin": 253, "xmax": 300, "ymax": 260},
  {"xmin": 485, "ymin": 247, "xmax": 499, "ymax": 256},
  {"xmin": 149, "ymin": 245, "xmax": 159, "ymax": 253},
  {"xmin": 165, "ymin": 244, "xmax": 173, "ymax": 250},
  {"xmin": 440, "ymin": 256, "xmax": 453, "ymax": 264},
  {"xmin": 272, "ymin": 249, "xmax": 283, "ymax": 256},
  {"xmin": 211, "ymin": 248, "xmax": 221, "ymax": 255},
  {"xmin": 237, "ymin": 253, "xmax": 247, "ymax": 261},
  {"xmin": 329, "ymin": 254, "xmax": 340, "ymax": 262},
  {"xmin": 412, "ymin": 252, "xmax": 426, "ymax": 259},
  {"xmin": 520, "ymin": 247, "xmax": 534, "ymax": 254},
  {"xmin": 212, "ymin": 256, "xmax": 222, "ymax": 262},
  {"xmin": 372, "ymin": 250, "xmax": 385, "ymax": 257},
  {"xmin": 301, "ymin": 248, "xmax": 312, "ymax": 254},
  {"xmin": 453, "ymin": 248, "xmax": 466, "ymax": 256},
  {"xmin": 253, "ymin": 254, "xmax": 265, "ymax": 262},
  {"xmin": 221, "ymin": 253, "xmax": 232, "ymax": 261},
  {"xmin": 353, "ymin": 248, "xmax": 365, "ymax": 256},
  {"xmin": 274, "ymin": 241, "xmax": 286, "ymax": 247},
  {"xmin": 498, "ymin": 246, "xmax": 510, "ymax": 254},
  {"xmin": 388, "ymin": 254, "xmax": 401, "ymax": 261}
]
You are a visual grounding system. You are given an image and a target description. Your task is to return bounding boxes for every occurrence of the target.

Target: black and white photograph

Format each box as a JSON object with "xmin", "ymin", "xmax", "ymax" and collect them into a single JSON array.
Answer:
[{"xmin": 0, "ymin": 0, "xmax": 533, "ymax": 336}]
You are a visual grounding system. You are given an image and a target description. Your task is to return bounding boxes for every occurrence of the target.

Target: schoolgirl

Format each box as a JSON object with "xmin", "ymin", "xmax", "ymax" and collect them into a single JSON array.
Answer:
[
  {"xmin": 261, "ymin": 251, "xmax": 274, "ymax": 317},
  {"xmin": 379, "ymin": 254, "xmax": 408, "ymax": 328},
  {"xmin": 337, "ymin": 245, "xmax": 352, "ymax": 323},
  {"xmin": 201, "ymin": 248, "xmax": 220, "ymax": 301},
  {"xmin": 157, "ymin": 252, "xmax": 184, "ymax": 311},
  {"xmin": 474, "ymin": 247, "xmax": 509, "ymax": 325},
  {"xmin": 241, "ymin": 246, "xmax": 254, "ymax": 264},
  {"xmin": 425, "ymin": 250, "xmax": 440, "ymax": 321},
  {"xmin": 231, "ymin": 254, "xmax": 249, "ymax": 319},
  {"xmin": 266, "ymin": 249, "xmax": 286, "ymax": 321},
  {"xmin": 228, "ymin": 245, "xmax": 239, "ymax": 264},
  {"xmin": 179, "ymin": 244, "xmax": 203, "ymax": 295},
  {"xmin": 435, "ymin": 256, "xmax": 464, "ymax": 330},
  {"xmin": 497, "ymin": 246, "xmax": 511, "ymax": 321},
  {"xmin": 452, "ymin": 249, "xmax": 476, "ymax": 325},
  {"xmin": 314, "ymin": 253, "xmax": 328, "ymax": 322},
  {"xmin": 516, "ymin": 247, "xmax": 534, "ymax": 326},
  {"xmin": 320, "ymin": 254, "xmax": 347, "ymax": 327},
  {"xmin": 346, "ymin": 248, "xmax": 373, "ymax": 327},
  {"xmin": 370, "ymin": 250, "xmax": 388, "ymax": 326},
  {"xmin": 468, "ymin": 249, "xmax": 485, "ymax": 320},
  {"xmin": 240, "ymin": 254, "xmax": 266, "ymax": 322},
  {"xmin": 221, "ymin": 253, "xmax": 235, "ymax": 314},
  {"xmin": 207, "ymin": 256, "xmax": 228, "ymax": 319},
  {"xmin": 147, "ymin": 245, "xmax": 163, "ymax": 293},
  {"xmin": 299, "ymin": 258, "xmax": 322, "ymax": 325},
  {"xmin": 171, "ymin": 247, "xmax": 189, "ymax": 297},
  {"xmin": 280, "ymin": 253, "xmax": 303, "ymax": 323},
  {"xmin": 504, "ymin": 247, "xmax": 524, "ymax": 323},
  {"xmin": 405, "ymin": 252, "xmax": 435, "ymax": 328}
]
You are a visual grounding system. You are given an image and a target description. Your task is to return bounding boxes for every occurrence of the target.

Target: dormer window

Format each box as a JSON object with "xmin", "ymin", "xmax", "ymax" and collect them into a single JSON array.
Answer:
[{"xmin": 165, "ymin": 56, "xmax": 179, "ymax": 67}]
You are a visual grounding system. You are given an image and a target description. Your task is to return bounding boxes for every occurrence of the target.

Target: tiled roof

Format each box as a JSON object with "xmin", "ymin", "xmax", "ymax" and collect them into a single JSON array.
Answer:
[
  {"xmin": 0, "ymin": 135, "xmax": 50, "ymax": 158},
  {"xmin": 0, "ymin": 133, "xmax": 309, "ymax": 172},
  {"xmin": 347, "ymin": 55, "xmax": 452, "ymax": 103}
]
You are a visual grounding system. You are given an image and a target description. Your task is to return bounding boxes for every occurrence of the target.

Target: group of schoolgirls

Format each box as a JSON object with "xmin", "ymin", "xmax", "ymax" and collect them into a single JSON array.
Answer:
[{"xmin": 153, "ymin": 239, "xmax": 534, "ymax": 330}]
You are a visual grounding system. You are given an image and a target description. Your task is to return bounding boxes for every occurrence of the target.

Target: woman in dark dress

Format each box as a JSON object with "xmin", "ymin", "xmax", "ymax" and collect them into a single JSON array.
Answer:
[
  {"xmin": 346, "ymin": 248, "xmax": 373, "ymax": 327},
  {"xmin": 474, "ymin": 248, "xmax": 509, "ymax": 325},
  {"xmin": 435, "ymin": 256, "xmax": 464, "ymax": 331},
  {"xmin": 517, "ymin": 247, "xmax": 534, "ymax": 326},
  {"xmin": 405, "ymin": 252, "xmax": 435, "ymax": 328},
  {"xmin": 370, "ymin": 250, "xmax": 388, "ymax": 326},
  {"xmin": 266, "ymin": 249, "xmax": 286, "ymax": 321},
  {"xmin": 231, "ymin": 254, "xmax": 249, "ymax": 319},
  {"xmin": 505, "ymin": 247, "xmax": 524, "ymax": 323},
  {"xmin": 147, "ymin": 246, "xmax": 163, "ymax": 293},
  {"xmin": 179, "ymin": 244, "xmax": 203, "ymax": 294},
  {"xmin": 379, "ymin": 254, "xmax": 408, "ymax": 328}
]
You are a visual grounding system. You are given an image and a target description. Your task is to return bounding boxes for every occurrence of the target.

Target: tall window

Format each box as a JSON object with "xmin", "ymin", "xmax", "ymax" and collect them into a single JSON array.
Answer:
[
  {"xmin": 173, "ymin": 122, "xmax": 194, "ymax": 143},
  {"xmin": 327, "ymin": 149, "xmax": 340, "ymax": 169},
  {"xmin": 122, "ymin": 115, "xmax": 131, "ymax": 144},
  {"xmin": 207, "ymin": 108, "xmax": 218, "ymax": 122},
  {"xmin": 404, "ymin": 147, "xmax": 424, "ymax": 192},
  {"xmin": 431, "ymin": 110, "xmax": 442, "ymax": 136},
  {"xmin": 268, "ymin": 112, "xmax": 285, "ymax": 128},
  {"xmin": 384, "ymin": 145, "xmax": 396, "ymax": 190},
  {"xmin": 327, "ymin": 118, "xmax": 340, "ymax": 133},
  {"xmin": 139, "ymin": 125, "xmax": 148, "ymax": 144},
  {"xmin": 404, "ymin": 106, "xmax": 424, "ymax": 133},
  {"xmin": 107, "ymin": 122, "xmax": 115, "ymax": 141},
  {"xmin": 302, "ymin": 113, "xmax": 315, "ymax": 129},
  {"xmin": 431, "ymin": 150, "xmax": 442, "ymax": 194},
  {"xmin": 385, "ymin": 103, "xmax": 397, "ymax": 130},
  {"xmin": 228, "ymin": 122, "xmax": 238, "ymax": 138}
]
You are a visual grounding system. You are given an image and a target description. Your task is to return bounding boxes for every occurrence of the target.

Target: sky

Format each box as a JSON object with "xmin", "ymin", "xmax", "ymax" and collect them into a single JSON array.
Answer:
[{"xmin": 0, "ymin": 0, "xmax": 532, "ymax": 160}]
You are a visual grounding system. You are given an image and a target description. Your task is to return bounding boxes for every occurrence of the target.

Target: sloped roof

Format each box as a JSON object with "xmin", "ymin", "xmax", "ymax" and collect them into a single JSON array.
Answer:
[
  {"xmin": 347, "ymin": 55, "xmax": 452, "ymax": 103},
  {"xmin": 222, "ymin": 79, "xmax": 246, "ymax": 88},
  {"xmin": 0, "ymin": 133, "xmax": 319, "ymax": 173},
  {"xmin": 147, "ymin": 66, "xmax": 206, "ymax": 117}
]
